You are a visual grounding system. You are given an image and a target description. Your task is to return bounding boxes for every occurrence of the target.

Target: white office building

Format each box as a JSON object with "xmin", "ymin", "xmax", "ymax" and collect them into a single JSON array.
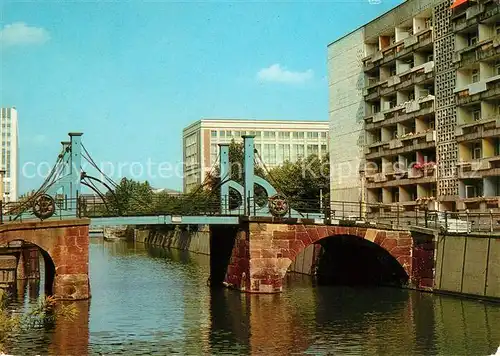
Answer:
[
  {"xmin": 182, "ymin": 118, "xmax": 329, "ymax": 192},
  {"xmin": 0, "ymin": 107, "xmax": 19, "ymax": 201}
]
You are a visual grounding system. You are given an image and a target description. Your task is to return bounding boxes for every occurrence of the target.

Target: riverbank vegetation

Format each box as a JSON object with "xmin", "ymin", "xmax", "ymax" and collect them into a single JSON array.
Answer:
[{"xmin": 0, "ymin": 290, "xmax": 78, "ymax": 353}]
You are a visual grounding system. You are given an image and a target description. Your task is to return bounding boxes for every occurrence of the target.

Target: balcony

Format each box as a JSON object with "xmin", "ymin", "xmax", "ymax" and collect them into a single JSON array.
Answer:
[
  {"xmin": 453, "ymin": 4, "xmax": 485, "ymax": 32},
  {"xmin": 365, "ymin": 168, "xmax": 436, "ymax": 188},
  {"xmin": 457, "ymin": 156, "xmax": 500, "ymax": 178},
  {"xmin": 365, "ymin": 130, "xmax": 436, "ymax": 160},
  {"xmin": 456, "ymin": 117, "xmax": 500, "ymax": 139},
  {"xmin": 365, "ymin": 96, "xmax": 435, "ymax": 130},
  {"xmin": 455, "ymin": 76, "xmax": 500, "ymax": 106},
  {"xmin": 453, "ymin": 35, "xmax": 500, "ymax": 67},
  {"xmin": 452, "ymin": 1, "xmax": 499, "ymax": 33},
  {"xmin": 362, "ymin": 28, "xmax": 433, "ymax": 72}
]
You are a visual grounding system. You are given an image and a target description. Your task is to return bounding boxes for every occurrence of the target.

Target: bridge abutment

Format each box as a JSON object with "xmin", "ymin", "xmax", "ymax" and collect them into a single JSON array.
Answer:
[
  {"xmin": 222, "ymin": 220, "xmax": 434, "ymax": 293},
  {"xmin": 0, "ymin": 219, "xmax": 91, "ymax": 300}
]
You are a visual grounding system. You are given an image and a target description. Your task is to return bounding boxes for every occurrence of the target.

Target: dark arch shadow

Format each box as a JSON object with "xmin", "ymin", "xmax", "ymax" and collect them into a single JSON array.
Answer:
[
  {"xmin": 313, "ymin": 234, "xmax": 409, "ymax": 287},
  {"xmin": 4, "ymin": 240, "xmax": 56, "ymax": 296},
  {"xmin": 39, "ymin": 248, "xmax": 56, "ymax": 295}
]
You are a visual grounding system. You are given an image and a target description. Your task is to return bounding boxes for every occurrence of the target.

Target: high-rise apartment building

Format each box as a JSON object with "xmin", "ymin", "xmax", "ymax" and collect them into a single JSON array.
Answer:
[
  {"xmin": 329, "ymin": 0, "xmax": 500, "ymax": 212},
  {"xmin": 182, "ymin": 119, "xmax": 329, "ymax": 192},
  {"xmin": 0, "ymin": 107, "xmax": 18, "ymax": 202}
]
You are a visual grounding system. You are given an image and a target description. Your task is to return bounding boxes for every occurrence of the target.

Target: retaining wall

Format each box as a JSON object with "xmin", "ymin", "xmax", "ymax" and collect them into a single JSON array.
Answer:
[{"xmin": 133, "ymin": 225, "xmax": 210, "ymax": 255}]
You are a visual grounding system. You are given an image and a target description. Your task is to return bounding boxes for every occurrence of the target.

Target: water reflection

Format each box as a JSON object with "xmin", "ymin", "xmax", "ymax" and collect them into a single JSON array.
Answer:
[{"xmin": 5, "ymin": 239, "xmax": 500, "ymax": 355}]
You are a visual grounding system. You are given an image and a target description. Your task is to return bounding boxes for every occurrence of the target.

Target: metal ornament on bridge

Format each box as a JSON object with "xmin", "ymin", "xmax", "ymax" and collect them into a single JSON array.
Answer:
[
  {"xmin": 268, "ymin": 194, "xmax": 289, "ymax": 217},
  {"xmin": 33, "ymin": 194, "xmax": 56, "ymax": 220}
]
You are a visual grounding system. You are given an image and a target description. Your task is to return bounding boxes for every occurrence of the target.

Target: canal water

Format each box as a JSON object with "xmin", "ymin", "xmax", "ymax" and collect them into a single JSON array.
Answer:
[{"xmin": 6, "ymin": 237, "xmax": 500, "ymax": 355}]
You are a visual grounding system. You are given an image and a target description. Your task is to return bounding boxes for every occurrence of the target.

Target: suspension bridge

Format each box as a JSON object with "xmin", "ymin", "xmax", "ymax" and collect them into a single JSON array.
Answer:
[{"xmin": 1, "ymin": 132, "xmax": 500, "ymax": 301}]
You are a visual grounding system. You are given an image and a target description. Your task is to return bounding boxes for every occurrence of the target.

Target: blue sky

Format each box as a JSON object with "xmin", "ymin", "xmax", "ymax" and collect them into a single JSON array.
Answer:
[{"xmin": 1, "ymin": 0, "xmax": 402, "ymax": 194}]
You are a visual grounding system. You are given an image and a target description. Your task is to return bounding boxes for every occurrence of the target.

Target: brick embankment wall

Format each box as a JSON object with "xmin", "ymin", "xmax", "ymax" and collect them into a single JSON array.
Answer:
[{"xmin": 133, "ymin": 225, "xmax": 210, "ymax": 255}]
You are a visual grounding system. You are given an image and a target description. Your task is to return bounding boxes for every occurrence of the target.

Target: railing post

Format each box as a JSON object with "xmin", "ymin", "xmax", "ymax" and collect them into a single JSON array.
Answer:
[
  {"xmin": 396, "ymin": 204, "xmax": 400, "ymax": 227},
  {"xmin": 0, "ymin": 201, "xmax": 3, "ymax": 224},
  {"xmin": 490, "ymin": 209, "xmax": 494, "ymax": 233},
  {"xmin": 359, "ymin": 201, "xmax": 362, "ymax": 220},
  {"xmin": 342, "ymin": 202, "xmax": 345, "ymax": 220},
  {"xmin": 466, "ymin": 209, "xmax": 469, "ymax": 234},
  {"xmin": 444, "ymin": 211, "xmax": 448, "ymax": 233},
  {"xmin": 76, "ymin": 191, "xmax": 80, "ymax": 218},
  {"xmin": 425, "ymin": 208, "xmax": 428, "ymax": 228},
  {"xmin": 415, "ymin": 206, "xmax": 419, "ymax": 226}
]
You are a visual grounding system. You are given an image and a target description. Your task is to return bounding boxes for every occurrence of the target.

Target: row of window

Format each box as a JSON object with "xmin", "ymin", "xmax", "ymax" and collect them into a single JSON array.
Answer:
[
  {"xmin": 210, "ymin": 130, "xmax": 328, "ymax": 140},
  {"xmin": 210, "ymin": 143, "xmax": 328, "ymax": 165}
]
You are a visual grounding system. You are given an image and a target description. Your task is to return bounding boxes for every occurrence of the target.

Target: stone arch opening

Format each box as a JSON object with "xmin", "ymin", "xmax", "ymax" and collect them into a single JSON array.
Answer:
[
  {"xmin": 4, "ymin": 240, "xmax": 56, "ymax": 296},
  {"xmin": 313, "ymin": 235, "xmax": 409, "ymax": 287}
]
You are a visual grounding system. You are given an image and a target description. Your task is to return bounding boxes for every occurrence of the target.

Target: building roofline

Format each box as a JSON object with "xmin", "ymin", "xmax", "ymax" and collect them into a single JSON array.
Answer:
[
  {"xmin": 183, "ymin": 118, "xmax": 328, "ymax": 132},
  {"xmin": 327, "ymin": 0, "xmax": 408, "ymax": 47}
]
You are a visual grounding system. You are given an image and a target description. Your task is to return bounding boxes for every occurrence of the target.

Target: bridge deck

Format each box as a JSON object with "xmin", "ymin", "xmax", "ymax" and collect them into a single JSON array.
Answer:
[{"xmin": 89, "ymin": 215, "xmax": 240, "ymax": 226}]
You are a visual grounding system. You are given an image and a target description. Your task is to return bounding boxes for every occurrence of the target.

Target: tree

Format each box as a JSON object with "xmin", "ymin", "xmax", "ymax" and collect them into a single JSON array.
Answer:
[
  {"xmin": 267, "ymin": 153, "xmax": 330, "ymax": 213},
  {"xmin": 105, "ymin": 178, "xmax": 154, "ymax": 215}
]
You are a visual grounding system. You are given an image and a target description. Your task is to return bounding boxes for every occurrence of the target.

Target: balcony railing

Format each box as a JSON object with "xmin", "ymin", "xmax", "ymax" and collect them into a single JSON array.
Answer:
[
  {"xmin": 365, "ymin": 130, "xmax": 436, "ymax": 159},
  {"xmin": 456, "ymin": 117, "xmax": 500, "ymax": 138},
  {"xmin": 362, "ymin": 28, "xmax": 433, "ymax": 71},
  {"xmin": 454, "ymin": 35, "xmax": 500, "ymax": 67},
  {"xmin": 365, "ymin": 97, "xmax": 435, "ymax": 130},
  {"xmin": 455, "ymin": 76, "xmax": 500, "ymax": 106}
]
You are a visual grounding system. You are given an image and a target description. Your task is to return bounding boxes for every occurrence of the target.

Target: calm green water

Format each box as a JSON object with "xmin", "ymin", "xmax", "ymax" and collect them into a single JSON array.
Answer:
[{"xmin": 6, "ymin": 238, "xmax": 500, "ymax": 355}]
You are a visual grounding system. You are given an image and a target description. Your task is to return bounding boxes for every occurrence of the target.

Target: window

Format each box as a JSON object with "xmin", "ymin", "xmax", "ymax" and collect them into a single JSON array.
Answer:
[
  {"xmin": 293, "ymin": 132, "xmax": 305, "ymax": 139},
  {"xmin": 472, "ymin": 142, "xmax": 482, "ymax": 159},
  {"xmin": 320, "ymin": 145, "xmax": 327, "ymax": 155},
  {"xmin": 293, "ymin": 144, "xmax": 305, "ymax": 159},
  {"xmin": 307, "ymin": 144, "xmax": 319, "ymax": 156},
  {"xmin": 495, "ymin": 22, "xmax": 500, "ymax": 36},
  {"xmin": 278, "ymin": 144, "xmax": 290, "ymax": 162},
  {"xmin": 425, "ymin": 18, "xmax": 432, "ymax": 29},
  {"xmin": 307, "ymin": 132, "xmax": 319, "ymax": 139},
  {"xmin": 495, "ymin": 138, "xmax": 500, "ymax": 156},
  {"xmin": 263, "ymin": 144, "xmax": 276, "ymax": 164},
  {"xmin": 427, "ymin": 54, "xmax": 433, "ymax": 62},
  {"xmin": 219, "ymin": 131, "xmax": 226, "ymax": 138},
  {"xmin": 496, "ymin": 61, "xmax": 500, "ymax": 76},
  {"xmin": 321, "ymin": 132, "xmax": 327, "ymax": 139},
  {"xmin": 278, "ymin": 132, "xmax": 290, "ymax": 139},
  {"xmin": 263, "ymin": 131, "xmax": 276, "ymax": 139},
  {"xmin": 472, "ymin": 69, "xmax": 480, "ymax": 83},
  {"xmin": 277, "ymin": 144, "xmax": 285, "ymax": 163},
  {"xmin": 465, "ymin": 185, "xmax": 477, "ymax": 198},
  {"xmin": 372, "ymin": 103, "xmax": 380, "ymax": 114},
  {"xmin": 473, "ymin": 110, "xmax": 481, "ymax": 121},
  {"xmin": 468, "ymin": 34, "xmax": 478, "ymax": 46},
  {"xmin": 390, "ymin": 67, "xmax": 396, "ymax": 76}
]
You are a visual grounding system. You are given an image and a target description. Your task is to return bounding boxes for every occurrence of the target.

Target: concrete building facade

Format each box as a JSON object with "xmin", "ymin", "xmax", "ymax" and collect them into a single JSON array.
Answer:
[
  {"xmin": 328, "ymin": 0, "xmax": 500, "ymax": 212},
  {"xmin": 182, "ymin": 119, "xmax": 329, "ymax": 192},
  {"xmin": 0, "ymin": 107, "xmax": 19, "ymax": 202}
]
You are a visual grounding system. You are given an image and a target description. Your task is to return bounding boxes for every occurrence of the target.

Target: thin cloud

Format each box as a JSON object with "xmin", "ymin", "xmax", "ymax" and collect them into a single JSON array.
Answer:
[
  {"xmin": 0, "ymin": 22, "xmax": 50, "ymax": 48},
  {"xmin": 257, "ymin": 64, "xmax": 314, "ymax": 84}
]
